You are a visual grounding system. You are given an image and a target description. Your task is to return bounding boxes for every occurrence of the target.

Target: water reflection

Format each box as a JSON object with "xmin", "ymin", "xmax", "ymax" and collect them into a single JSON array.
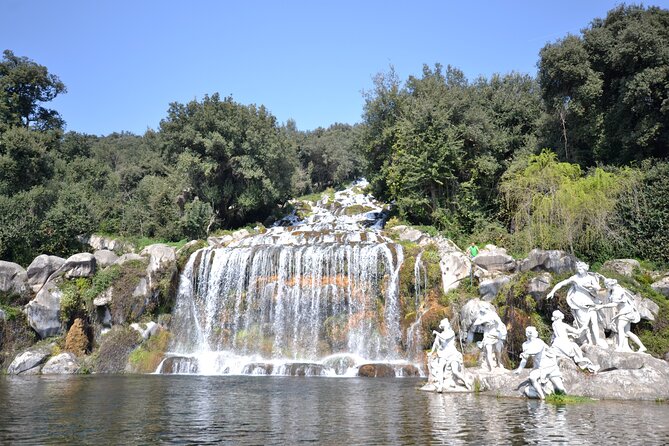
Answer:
[{"xmin": 1, "ymin": 376, "xmax": 669, "ymax": 445}]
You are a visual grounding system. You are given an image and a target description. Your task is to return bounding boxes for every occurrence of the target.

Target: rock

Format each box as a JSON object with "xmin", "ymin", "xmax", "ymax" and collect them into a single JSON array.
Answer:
[
  {"xmin": 399, "ymin": 364, "xmax": 421, "ymax": 377},
  {"xmin": 473, "ymin": 246, "xmax": 516, "ymax": 272},
  {"xmin": 140, "ymin": 244, "xmax": 178, "ymax": 295},
  {"xmin": 398, "ymin": 228, "xmax": 424, "ymax": 243},
  {"xmin": 635, "ymin": 294, "xmax": 659, "ymax": 321},
  {"xmin": 159, "ymin": 356, "xmax": 199, "ymax": 374},
  {"xmin": 0, "ymin": 308, "xmax": 5, "ymax": 321},
  {"xmin": 130, "ymin": 321, "xmax": 160, "ymax": 340},
  {"xmin": 114, "ymin": 253, "xmax": 144, "ymax": 265},
  {"xmin": 651, "ymin": 276, "xmax": 669, "ymax": 297},
  {"xmin": 479, "ymin": 276, "xmax": 511, "ymax": 301},
  {"xmin": 61, "ymin": 253, "xmax": 97, "ymax": 279},
  {"xmin": 357, "ymin": 363, "xmax": 396, "ymax": 377},
  {"xmin": 322, "ymin": 355, "xmax": 357, "ymax": 375},
  {"xmin": 207, "ymin": 235, "xmax": 233, "ymax": 247},
  {"xmin": 41, "ymin": 352, "xmax": 80, "ymax": 374},
  {"xmin": 0, "ymin": 260, "xmax": 29, "ymax": 299},
  {"xmin": 26, "ymin": 255, "xmax": 65, "ymax": 292},
  {"xmin": 242, "ymin": 363, "xmax": 274, "ymax": 375},
  {"xmin": 434, "ymin": 237, "xmax": 471, "ymax": 293},
  {"xmin": 93, "ymin": 288, "xmax": 113, "ymax": 306},
  {"xmin": 601, "ymin": 259, "xmax": 641, "ymax": 278},
  {"xmin": 518, "ymin": 249, "xmax": 577, "ymax": 275},
  {"xmin": 526, "ymin": 272, "xmax": 553, "ymax": 302},
  {"xmin": 85, "ymin": 234, "xmax": 134, "ymax": 253},
  {"xmin": 275, "ymin": 362, "xmax": 324, "ymax": 376},
  {"xmin": 7, "ymin": 345, "xmax": 52, "ymax": 374},
  {"xmin": 232, "ymin": 229, "xmax": 251, "ymax": 241},
  {"xmin": 94, "ymin": 249, "xmax": 119, "ymax": 268},
  {"xmin": 24, "ymin": 280, "xmax": 63, "ymax": 338}
]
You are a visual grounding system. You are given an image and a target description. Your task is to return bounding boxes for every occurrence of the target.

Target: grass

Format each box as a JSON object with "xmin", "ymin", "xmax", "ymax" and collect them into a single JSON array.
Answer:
[{"xmin": 545, "ymin": 393, "xmax": 594, "ymax": 404}]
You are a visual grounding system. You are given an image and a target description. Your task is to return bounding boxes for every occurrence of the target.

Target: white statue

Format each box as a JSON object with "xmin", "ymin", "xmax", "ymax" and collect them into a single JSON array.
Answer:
[
  {"xmin": 514, "ymin": 326, "xmax": 566, "ymax": 400},
  {"xmin": 546, "ymin": 261, "xmax": 607, "ymax": 348},
  {"xmin": 428, "ymin": 318, "xmax": 471, "ymax": 391},
  {"xmin": 550, "ymin": 310, "xmax": 600, "ymax": 373},
  {"xmin": 471, "ymin": 307, "xmax": 507, "ymax": 371},
  {"xmin": 604, "ymin": 278, "xmax": 647, "ymax": 353}
]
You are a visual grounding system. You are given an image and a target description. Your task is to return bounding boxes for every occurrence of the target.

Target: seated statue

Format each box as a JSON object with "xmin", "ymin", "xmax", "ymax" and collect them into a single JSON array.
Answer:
[
  {"xmin": 428, "ymin": 318, "xmax": 471, "ymax": 391},
  {"xmin": 550, "ymin": 310, "xmax": 600, "ymax": 373},
  {"xmin": 604, "ymin": 278, "xmax": 647, "ymax": 353},
  {"xmin": 546, "ymin": 261, "xmax": 608, "ymax": 348},
  {"xmin": 471, "ymin": 307, "xmax": 507, "ymax": 371},
  {"xmin": 515, "ymin": 326, "xmax": 566, "ymax": 399}
]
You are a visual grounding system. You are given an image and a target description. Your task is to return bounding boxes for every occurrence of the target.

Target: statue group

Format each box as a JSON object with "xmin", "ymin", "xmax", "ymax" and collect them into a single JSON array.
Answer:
[{"xmin": 425, "ymin": 261, "xmax": 648, "ymax": 398}]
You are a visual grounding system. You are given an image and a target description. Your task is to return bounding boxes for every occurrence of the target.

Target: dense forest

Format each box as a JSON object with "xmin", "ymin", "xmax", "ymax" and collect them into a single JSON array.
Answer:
[{"xmin": 1, "ymin": 4, "xmax": 668, "ymax": 267}]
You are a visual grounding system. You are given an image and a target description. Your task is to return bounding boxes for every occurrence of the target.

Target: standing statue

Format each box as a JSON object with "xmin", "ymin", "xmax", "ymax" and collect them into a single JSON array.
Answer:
[
  {"xmin": 604, "ymin": 278, "xmax": 647, "ymax": 353},
  {"xmin": 514, "ymin": 326, "xmax": 566, "ymax": 400},
  {"xmin": 550, "ymin": 310, "xmax": 600, "ymax": 373},
  {"xmin": 428, "ymin": 318, "xmax": 471, "ymax": 391},
  {"xmin": 546, "ymin": 261, "xmax": 607, "ymax": 348},
  {"xmin": 471, "ymin": 307, "xmax": 507, "ymax": 371}
]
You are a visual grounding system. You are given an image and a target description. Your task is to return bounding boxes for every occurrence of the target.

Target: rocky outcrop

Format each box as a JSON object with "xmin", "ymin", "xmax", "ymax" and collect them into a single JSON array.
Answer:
[
  {"xmin": 7, "ymin": 344, "xmax": 53, "ymax": 375},
  {"xmin": 518, "ymin": 248, "xmax": 577, "ymax": 275},
  {"xmin": 41, "ymin": 352, "xmax": 80, "ymax": 374},
  {"xmin": 94, "ymin": 249, "xmax": 119, "ymax": 268},
  {"xmin": 24, "ymin": 280, "xmax": 63, "ymax": 339},
  {"xmin": 84, "ymin": 234, "xmax": 134, "ymax": 253},
  {"xmin": 434, "ymin": 236, "xmax": 471, "ymax": 293},
  {"xmin": 0, "ymin": 260, "xmax": 29, "ymax": 301},
  {"xmin": 526, "ymin": 273, "xmax": 553, "ymax": 302},
  {"xmin": 651, "ymin": 276, "xmax": 669, "ymax": 297},
  {"xmin": 62, "ymin": 253, "xmax": 96, "ymax": 279},
  {"xmin": 26, "ymin": 255, "xmax": 65, "ymax": 292},
  {"xmin": 115, "ymin": 253, "xmax": 144, "ymax": 265},
  {"xmin": 357, "ymin": 363, "xmax": 396, "ymax": 377},
  {"xmin": 479, "ymin": 275, "xmax": 511, "ymax": 301},
  {"xmin": 130, "ymin": 321, "xmax": 160, "ymax": 340},
  {"xmin": 601, "ymin": 259, "xmax": 641, "ymax": 278},
  {"xmin": 473, "ymin": 246, "xmax": 516, "ymax": 272}
]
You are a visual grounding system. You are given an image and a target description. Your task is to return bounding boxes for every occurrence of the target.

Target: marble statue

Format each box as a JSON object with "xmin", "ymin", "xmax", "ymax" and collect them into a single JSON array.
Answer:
[
  {"xmin": 428, "ymin": 318, "xmax": 471, "ymax": 391},
  {"xmin": 471, "ymin": 307, "xmax": 507, "ymax": 371},
  {"xmin": 515, "ymin": 326, "xmax": 566, "ymax": 399},
  {"xmin": 546, "ymin": 261, "xmax": 608, "ymax": 348},
  {"xmin": 550, "ymin": 310, "xmax": 600, "ymax": 373},
  {"xmin": 604, "ymin": 278, "xmax": 647, "ymax": 353}
]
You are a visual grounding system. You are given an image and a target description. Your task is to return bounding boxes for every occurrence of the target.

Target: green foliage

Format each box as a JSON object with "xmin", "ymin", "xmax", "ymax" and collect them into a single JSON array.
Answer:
[
  {"xmin": 0, "ymin": 50, "xmax": 66, "ymax": 131},
  {"xmin": 127, "ymin": 329, "xmax": 171, "ymax": 373},
  {"xmin": 500, "ymin": 150, "xmax": 631, "ymax": 261},
  {"xmin": 160, "ymin": 93, "xmax": 297, "ymax": 228},
  {"xmin": 538, "ymin": 5, "xmax": 669, "ymax": 165},
  {"xmin": 94, "ymin": 326, "xmax": 141, "ymax": 374},
  {"xmin": 545, "ymin": 393, "xmax": 594, "ymax": 405}
]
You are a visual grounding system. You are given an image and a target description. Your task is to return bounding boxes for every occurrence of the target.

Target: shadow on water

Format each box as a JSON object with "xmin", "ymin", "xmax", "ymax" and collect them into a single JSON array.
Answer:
[{"xmin": 1, "ymin": 375, "xmax": 669, "ymax": 445}]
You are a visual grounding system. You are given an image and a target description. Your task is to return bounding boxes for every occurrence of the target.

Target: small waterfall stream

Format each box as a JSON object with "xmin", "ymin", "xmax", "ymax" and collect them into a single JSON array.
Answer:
[{"xmin": 158, "ymin": 181, "xmax": 422, "ymax": 376}]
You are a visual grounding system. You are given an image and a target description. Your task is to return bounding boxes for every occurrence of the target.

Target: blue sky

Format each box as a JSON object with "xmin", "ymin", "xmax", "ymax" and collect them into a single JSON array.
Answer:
[{"xmin": 3, "ymin": 0, "xmax": 668, "ymax": 136}]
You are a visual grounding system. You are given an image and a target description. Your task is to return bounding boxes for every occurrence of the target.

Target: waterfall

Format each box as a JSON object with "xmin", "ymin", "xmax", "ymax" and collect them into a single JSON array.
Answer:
[
  {"xmin": 160, "ymin": 180, "xmax": 423, "ymax": 376},
  {"xmin": 406, "ymin": 252, "xmax": 428, "ymax": 361}
]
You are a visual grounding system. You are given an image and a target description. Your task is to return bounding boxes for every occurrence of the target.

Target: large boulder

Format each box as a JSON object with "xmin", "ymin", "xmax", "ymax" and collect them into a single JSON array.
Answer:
[
  {"xmin": 518, "ymin": 249, "xmax": 577, "ymax": 275},
  {"xmin": 41, "ymin": 352, "xmax": 80, "ymax": 374},
  {"xmin": 473, "ymin": 246, "xmax": 515, "ymax": 272},
  {"xmin": 24, "ymin": 280, "xmax": 63, "ymax": 338},
  {"xmin": 479, "ymin": 275, "xmax": 511, "ymax": 301},
  {"xmin": 357, "ymin": 363, "xmax": 396, "ymax": 377},
  {"xmin": 93, "ymin": 249, "xmax": 119, "ymax": 268},
  {"xmin": 526, "ymin": 272, "xmax": 553, "ymax": 302},
  {"xmin": 61, "ymin": 253, "xmax": 96, "ymax": 279},
  {"xmin": 434, "ymin": 237, "xmax": 471, "ymax": 293},
  {"xmin": 85, "ymin": 234, "xmax": 134, "ymax": 253},
  {"xmin": 651, "ymin": 276, "xmax": 669, "ymax": 297},
  {"xmin": 26, "ymin": 255, "xmax": 65, "ymax": 292},
  {"xmin": 140, "ymin": 244, "xmax": 177, "ymax": 290},
  {"xmin": 114, "ymin": 253, "xmax": 144, "ymax": 265},
  {"xmin": 601, "ymin": 259, "xmax": 641, "ymax": 278},
  {"xmin": 7, "ymin": 344, "xmax": 53, "ymax": 375},
  {"xmin": 0, "ymin": 260, "xmax": 29, "ymax": 300}
]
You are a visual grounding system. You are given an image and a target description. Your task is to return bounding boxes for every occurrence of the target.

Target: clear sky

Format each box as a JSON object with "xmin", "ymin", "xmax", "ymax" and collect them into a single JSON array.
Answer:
[{"xmin": 3, "ymin": 0, "xmax": 668, "ymax": 136}]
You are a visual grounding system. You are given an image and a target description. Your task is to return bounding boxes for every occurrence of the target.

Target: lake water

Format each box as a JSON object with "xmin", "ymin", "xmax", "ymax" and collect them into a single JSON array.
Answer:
[{"xmin": 1, "ymin": 375, "xmax": 668, "ymax": 445}]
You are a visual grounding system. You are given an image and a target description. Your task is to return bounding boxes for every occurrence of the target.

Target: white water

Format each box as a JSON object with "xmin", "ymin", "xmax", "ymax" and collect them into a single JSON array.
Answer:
[{"xmin": 160, "ymin": 180, "xmax": 423, "ymax": 376}]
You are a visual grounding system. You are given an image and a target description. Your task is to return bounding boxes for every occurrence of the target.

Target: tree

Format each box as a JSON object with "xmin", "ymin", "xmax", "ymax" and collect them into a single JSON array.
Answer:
[
  {"xmin": 0, "ymin": 50, "xmax": 66, "ymax": 131},
  {"xmin": 538, "ymin": 5, "xmax": 669, "ymax": 165},
  {"xmin": 159, "ymin": 93, "xmax": 297, "ymax": 227}
]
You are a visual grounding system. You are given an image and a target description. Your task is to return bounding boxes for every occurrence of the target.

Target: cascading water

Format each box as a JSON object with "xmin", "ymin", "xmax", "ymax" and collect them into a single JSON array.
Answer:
[
  {"xmin": 406, "ymin": 252, "xmax": 428, "ymax": 360},
  {"xmin": 158, "ymin": 180, "xmax": 422, "ymax": 376}
]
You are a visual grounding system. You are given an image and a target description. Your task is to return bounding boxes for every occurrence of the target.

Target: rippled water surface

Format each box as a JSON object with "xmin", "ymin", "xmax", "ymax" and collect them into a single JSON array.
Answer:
[{"xmin": 1, "ymin": 375, "xmax": 668, "ymax": 445}]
